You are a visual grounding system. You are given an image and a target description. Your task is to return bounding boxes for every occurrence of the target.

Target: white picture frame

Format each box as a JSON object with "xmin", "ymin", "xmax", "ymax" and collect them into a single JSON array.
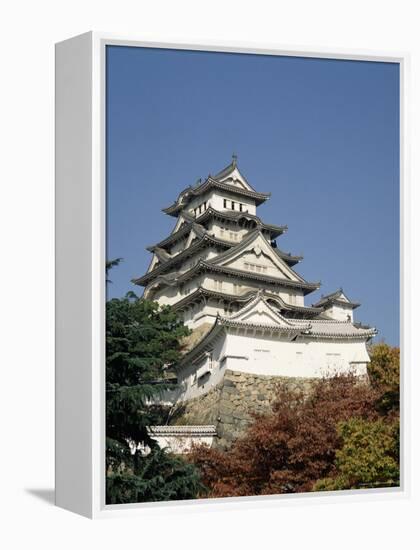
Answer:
[{"xmin": 55, "ymin": 31, "xmax": 409, "ymax": 519}]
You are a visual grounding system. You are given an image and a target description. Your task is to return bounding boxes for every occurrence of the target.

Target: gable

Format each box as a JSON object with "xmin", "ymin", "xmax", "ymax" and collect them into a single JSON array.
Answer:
[
  {"xmin": 146, "ymin": 254, "xmax": 160, "ymax": 274},
  {"xmin": 217, "ymin": 166, "xmax": 254, "ymax": 192},
  {"xmin": 185, "ymin": 227, "xmax": 203, "ymax": 249},
  {"xmin": 213, "ymin": 232, "xmax": 302, "ymax": 282},
  {"xmin": 226, "ymin": 294, "xmax": 310, "ymax": 329},
  {"xmin": 234, "ymin": 300, "xmax": 287, "ymax": 326},
  {"xmin": 336, "ymin": 292, "xmax": 351, "ymax": 304},
  {"xmin": 171, "ymin": 214, "xmax": 191, "ymax": 235}
]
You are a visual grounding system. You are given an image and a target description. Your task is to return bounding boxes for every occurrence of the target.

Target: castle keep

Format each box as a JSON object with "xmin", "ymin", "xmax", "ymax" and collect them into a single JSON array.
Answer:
[{"xmin": 134, "ymin": 157, "xmax": 376, "ymax": 449}]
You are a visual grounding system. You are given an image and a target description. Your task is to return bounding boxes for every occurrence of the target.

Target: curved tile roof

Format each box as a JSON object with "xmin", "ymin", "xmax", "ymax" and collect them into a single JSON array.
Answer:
[
  {"xmin": 147, "ymin": 207, "xmax": 288, "ymax": 251},
  {"xmin": 177, "ymin": 303, "xmax": 376, "ymax": 369},
  {"xmin": 163, "ymin": 177, "xmax": 270, "ymax": 216},
  {"xmin": 133, "ymin": 233, "xmax": 232, "ymax": 285},
  {"xmin": 148, "ymin": 425, "xmax": 217, "ymax": 436},
  {"xmin": 312, "ymin": 288, "xmax": 360, "ymax": 309},
  {"xmin": 178, "ymin": 261, "xmax": 321, "ymax": 295},
  {"xmin": 171, "ymin": 287, "xmax": 323, "ymax": 318}
]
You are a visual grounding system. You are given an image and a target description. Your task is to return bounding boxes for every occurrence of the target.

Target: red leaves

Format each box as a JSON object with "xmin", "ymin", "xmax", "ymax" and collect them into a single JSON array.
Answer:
[{"xmin": 189, "ymin": 373, "xmax": 381, "ymax": 498}]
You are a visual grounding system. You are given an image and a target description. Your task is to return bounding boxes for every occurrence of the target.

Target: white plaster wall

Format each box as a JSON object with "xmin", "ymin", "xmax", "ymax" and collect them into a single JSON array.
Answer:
[
  {"xmin": 177, "ymin": 334, "xmax": 227, "ymax": 400},
  {"xmin": 148, "ymin": 283, "xmax": 179, "ymax": 305},
  {"xmin": 150, "ymin": 434, "xmax": 214, "ymax": 454},
  {"xmin": 187, "ymin": 191, "xmax": 213, "ymax": 216},
  {"xmin": 209, "ymin": 190, "xmax": 257, "ymax": 216},
  {"xmin": 176, "ymin": 330, "xmax": 370, "ymax": 401},
  {"xmin": 150, "ymin": 274, "xmax": 204, "ymax": 306},
  {"xmin": 177, "ymin": 245, "xmax": 219, "ymax": 274},
  {"xmin": 183, "ymin": 305, "xmax": 218, "ymax": 328},
  {"xmin": 200, "ymin": 275, "xmax": 303, "ymax": 307},
  {"xmin": 169, "ymin": 236, "xmax": 189, "ymax": 256},
  {"xmin": 226, "ymin": 250, "xmax": 300, "ymax": 282},
  {"xmin": 208, "ymin": 219, "xmax": 250, "ymax": 242},
  {"xmin": 221, "ymin": 332, "xmax": 369, "ymax": 378},
  {"xmin": 325, "ymin": 303, "xmax": 354, "ymax": 322}
]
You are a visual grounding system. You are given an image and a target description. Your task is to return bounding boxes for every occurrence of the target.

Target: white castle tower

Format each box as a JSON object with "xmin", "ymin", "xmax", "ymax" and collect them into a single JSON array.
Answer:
[{"xmin": 133, "ymin": 156, "xmax": 376, "ymax": 406}]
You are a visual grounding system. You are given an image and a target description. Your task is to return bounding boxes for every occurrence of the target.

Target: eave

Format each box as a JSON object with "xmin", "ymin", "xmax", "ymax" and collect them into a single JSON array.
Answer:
[
  {"xmin": 177, "ymin": 261, "xmax": 321, "ymax": 295},
  {"xmin": 274, "ymin": 248, "xmax": 303, "ymax": 267},
  {"xmin": 177, "ymin": 314, "xmax": 375, "ymax": 370},
  {"xmin": 172, "ymin": 287, "xmax": 323, "ymax": 318},
  {"xmin": 147, "ymin": 207, "xmax": 288, "ymax": 252},
  {"xmin": 206, "ymin": 229, "xmax": 306, "ymax": 283},
  {"xmin": 162, "ymin": 177, "xmax": 270, "ymax": 217},
  {"xmin": 132, "ymin": 234, "xmax": 232, "ymax": 286},
  {"xmin": 312, "ymin": 289, "xmax": 361, "ymax": 310}
]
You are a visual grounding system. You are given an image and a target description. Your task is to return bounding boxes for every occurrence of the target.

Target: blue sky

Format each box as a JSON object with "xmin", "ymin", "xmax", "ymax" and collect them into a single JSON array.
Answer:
[{"xmin": 106, "ymin": 46, "xmax": 399, "ymax": 346}]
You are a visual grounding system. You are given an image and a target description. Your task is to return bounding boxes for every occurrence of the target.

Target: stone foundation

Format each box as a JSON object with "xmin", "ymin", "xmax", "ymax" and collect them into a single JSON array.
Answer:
[{"xmin": 170, "ymin": 369, "xmax": 318, "ymax": 450}]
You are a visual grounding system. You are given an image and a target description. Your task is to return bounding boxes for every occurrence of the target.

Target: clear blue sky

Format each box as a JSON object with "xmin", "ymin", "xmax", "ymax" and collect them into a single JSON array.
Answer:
[{"xmin": 106, "ymin": 46, "xmax": 400, "ymax": 346}]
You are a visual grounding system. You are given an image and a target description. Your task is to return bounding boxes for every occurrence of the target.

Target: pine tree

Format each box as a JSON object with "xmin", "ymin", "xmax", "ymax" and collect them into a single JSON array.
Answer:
[{"xmin": 106, "ymin": 292, "xmax": 204, "ymax": 504}]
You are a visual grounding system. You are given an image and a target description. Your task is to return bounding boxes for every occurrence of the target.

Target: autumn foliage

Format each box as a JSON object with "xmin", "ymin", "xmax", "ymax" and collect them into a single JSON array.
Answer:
[{"xmin": 189, "ymin": 343, "xmax": 400, "ymax": 498}]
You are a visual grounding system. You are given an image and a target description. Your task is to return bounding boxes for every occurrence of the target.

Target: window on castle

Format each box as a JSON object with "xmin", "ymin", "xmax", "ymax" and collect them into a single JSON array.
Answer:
[
  {"xmin": 231, "ymin": 201, "xmax": 235, "ymax": 210},
  {"xmin": 244, "ymin": 262, "xmax": 267, "ymax": 274},
  {"xmin": 239, "ymin": 203, "xmax": 243, "ymax": 212},
  {"xmin": 223, "ymin": 199, "xmax": 227, "ymax": 208}
]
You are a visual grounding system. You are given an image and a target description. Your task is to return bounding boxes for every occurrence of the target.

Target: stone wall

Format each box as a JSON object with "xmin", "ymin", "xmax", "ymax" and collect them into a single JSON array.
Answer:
[{"xmin": 170, "ymin": 369, "xmax": 318, "ymax": 450}]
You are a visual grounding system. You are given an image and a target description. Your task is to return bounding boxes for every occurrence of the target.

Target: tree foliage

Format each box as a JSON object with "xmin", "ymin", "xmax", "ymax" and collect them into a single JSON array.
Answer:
[
  {"xmin": 314, "ymin": 418, "xmax": 399, "ymax": 491},
  {"xmin": 106, "ymin": 258, "xmax": 122, "ymax": 284},
  {"xmin": 189, "ymin": 374, "xmax": 379, "ymax": 497},
  {"xmin": 190, "ymin": 343, "xmax": 400, "ymax": 497},
  {"xmin": 106, "ymin": 293, "xmax": 203, "ymax": 504},
  {"xmin": 368, "ymin": 343, "xmax": 400, "ymax": 414},
  {"xmin": 107, "ymin": 447, "xmax": 203, "ymax": 505}
]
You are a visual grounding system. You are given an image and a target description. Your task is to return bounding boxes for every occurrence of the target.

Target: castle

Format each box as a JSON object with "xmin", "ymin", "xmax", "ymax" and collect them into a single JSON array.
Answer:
[{"xmin": 134, "ymin": 157, "xmax": 376, "ymax": 449}]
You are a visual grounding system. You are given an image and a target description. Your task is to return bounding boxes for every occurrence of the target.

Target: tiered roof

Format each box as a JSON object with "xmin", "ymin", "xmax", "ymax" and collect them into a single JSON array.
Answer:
[
  {"xmin": 135, "ymin": 232, "xmax": 232, "ymax": 285},
  {"xmin": 162, "ymin": 158, "xmax": 270, "ymax": 216},
  {"xmin": 135, "ymin": 228, "xmax": 319, "ymax": 295},
  {"xmin": 313, "ymin": 288, "xmax": 360, "ymax": 310},
  {"xmin": 134, "ymin": 158, "xmax": 372, "ymax": 339},
  {"xmin": 147, "ymin": 208, "xmax": 288, "ymax": 252},
  {"xmin": 162, "ymin": 178, "xmax": 271, "ymax": 216},
  {"xmin": 177, "ymin": 292, "xmax": 377, "ymax": 368},
  {"xmin": 172, "ymin": 287, "xmax": 323, "ymax": 319}
]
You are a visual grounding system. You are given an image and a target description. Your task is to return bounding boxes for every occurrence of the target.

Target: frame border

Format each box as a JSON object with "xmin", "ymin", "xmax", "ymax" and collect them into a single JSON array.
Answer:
[{"xmin": 56, "ymin": 31, "xmax": 409, "ymax": 518}]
